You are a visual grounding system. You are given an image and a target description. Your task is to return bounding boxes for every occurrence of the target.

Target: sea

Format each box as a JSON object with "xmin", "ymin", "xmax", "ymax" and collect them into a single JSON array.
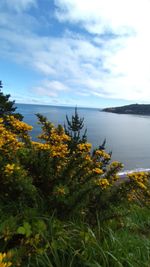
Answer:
[{"xmin": 16, "ymin": 103, "xmax": 150, "ymax": 174}]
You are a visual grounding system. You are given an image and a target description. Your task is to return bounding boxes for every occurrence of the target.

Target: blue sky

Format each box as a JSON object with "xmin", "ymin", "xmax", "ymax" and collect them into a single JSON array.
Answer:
[{"xmin": 0, "ymin": 0, "xmax": 150, "ymax": 108}]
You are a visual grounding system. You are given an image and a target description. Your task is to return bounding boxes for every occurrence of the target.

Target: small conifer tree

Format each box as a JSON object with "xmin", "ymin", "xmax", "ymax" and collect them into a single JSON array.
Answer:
[
  {"xmin": 64, "ymin": 107, "xmax": 87, "ymax": 150},
  {"xmin": 0, "ymin": 81, "xmax": 23, "ymax": 120}
]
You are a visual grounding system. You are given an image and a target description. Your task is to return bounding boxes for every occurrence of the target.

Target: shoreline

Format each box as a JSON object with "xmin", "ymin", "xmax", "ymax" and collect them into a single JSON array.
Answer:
[
  {"xmin": 118, "ymin": 168, "xmax": 150, "ymax": 181},
  {"xmin": 119, "ymin": 168, "xmax": 150, "ymax": 176}
]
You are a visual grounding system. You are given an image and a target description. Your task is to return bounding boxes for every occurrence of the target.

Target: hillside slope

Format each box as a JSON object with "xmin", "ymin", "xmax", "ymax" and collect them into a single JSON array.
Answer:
[{"xmin": 103, "ymin": 104, "xmax": 150, "ymax": 115}]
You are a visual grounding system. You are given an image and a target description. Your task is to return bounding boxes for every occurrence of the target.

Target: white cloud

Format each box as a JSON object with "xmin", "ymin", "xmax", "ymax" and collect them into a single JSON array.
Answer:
[
  {"xmin": 54, "ymin": 0, "xmax": 150, "ymax": 102},
  {"xmin": 34, "ymin": 62, "xmax": 56, "ymax": 75},
  {"xmin": 1, "ymin": 0, "xmax": 150, "ymax": 104},
  {"xmin": 1, "ymin": 23, "xmax": 150, "ymax": 103},
  {"xmin": 55, "ymin": 0, "xmax": 150, "ymax": 35},
  {"xmin": 34, "ymin": 80, "xmax": 69, "ymax": 97}
]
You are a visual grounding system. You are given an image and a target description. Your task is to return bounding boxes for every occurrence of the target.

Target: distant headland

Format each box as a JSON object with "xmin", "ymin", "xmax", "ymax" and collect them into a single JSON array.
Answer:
[{"xmin": 102, "ymin": 104, "xmax": 150, "ymax": 115}]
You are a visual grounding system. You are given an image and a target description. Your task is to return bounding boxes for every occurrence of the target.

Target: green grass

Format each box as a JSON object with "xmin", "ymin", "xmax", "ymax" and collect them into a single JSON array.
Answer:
[
  {"xmin": 1, "ymin": 203, "xmax": 150, "ymax": 266},
  {"xmin": 13, "ymin": 206, "xmax": 150, "ymax": 267}
]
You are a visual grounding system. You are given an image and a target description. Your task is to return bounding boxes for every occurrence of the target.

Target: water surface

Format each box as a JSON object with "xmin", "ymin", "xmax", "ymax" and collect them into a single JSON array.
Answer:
[{"xmin": 17, "ymin": 103, "xmax": 150, "ymax": 172}]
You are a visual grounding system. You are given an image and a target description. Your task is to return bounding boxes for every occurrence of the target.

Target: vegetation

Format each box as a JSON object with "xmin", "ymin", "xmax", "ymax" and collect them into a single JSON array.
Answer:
[
  {"xmin": 0, "ymin": 81, "xmax": 23, "ymax": 121},
  {"xmin": 1, "ymin": 86, "xmax": 150, "ymax": 266},
  {"xmin": 103, "ymin": 103, "xmax": 150, "ymax": 115},
  {"xmin": 64, "ymin": 106, "xmax": 87, "ymax": 151}
]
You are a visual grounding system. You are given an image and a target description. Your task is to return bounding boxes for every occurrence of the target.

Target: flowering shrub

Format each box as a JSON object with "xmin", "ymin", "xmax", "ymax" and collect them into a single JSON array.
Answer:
[
  {"xmin": 1, "ymin": 112, "xmax": 150, "ymax": 266},
  {"xmin": 0, "ymin": 113, "xmax": 150, "ymax": 218},
  {"xmin": 1, "ymin": 86, "xmax": 150, "ymax": 266},
  {"xmin": 1, "ymin": 113, "xmax": 150, "ymax": 220},
  {"xmin": 0, "ymin": 114, "xmax": 119, "ymax": 216},
  {"xmin": 126, "ymin": 172, "xmax": 150, "ymax": 206},
  {"xmin": 0, "ymin": 116, "xmax": 37, "ymax": 204}
]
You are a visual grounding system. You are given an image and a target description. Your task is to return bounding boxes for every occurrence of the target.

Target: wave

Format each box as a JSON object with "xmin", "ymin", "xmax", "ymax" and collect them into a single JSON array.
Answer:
[{"xmin": 118, "ymin": 168, "xmax": 150, "ymax": 177}]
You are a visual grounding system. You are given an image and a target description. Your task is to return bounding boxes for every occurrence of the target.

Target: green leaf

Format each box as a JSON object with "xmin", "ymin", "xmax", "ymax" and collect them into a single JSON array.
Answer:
[
  {"xmin": 17, "ymin": 226, "xmax": 26, "ymax": 235},
  {"xmin": 36, "ymin": 220, "xmax": 47, "ymax": 233},
  {"xmin": 17, "ymin": 222, "xmax": 32, "ymax": 237}
]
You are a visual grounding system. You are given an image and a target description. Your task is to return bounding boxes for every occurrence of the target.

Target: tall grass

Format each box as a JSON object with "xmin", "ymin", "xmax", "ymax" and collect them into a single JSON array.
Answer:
[{"xmin": 17, "ymin": 205, "xmax": 150, "ymax": 267}]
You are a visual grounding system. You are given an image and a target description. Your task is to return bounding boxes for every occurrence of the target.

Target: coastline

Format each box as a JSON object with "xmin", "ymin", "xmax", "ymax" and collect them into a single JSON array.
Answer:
[{"xmin": 118, "ymin": 168, "xmax": 150, "ymax": 180}]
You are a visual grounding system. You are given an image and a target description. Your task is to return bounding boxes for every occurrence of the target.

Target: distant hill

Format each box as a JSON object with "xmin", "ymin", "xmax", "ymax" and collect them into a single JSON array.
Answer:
[{"xmin": 102, "ymin": 104, "xmax": 150, "ymax": 115}]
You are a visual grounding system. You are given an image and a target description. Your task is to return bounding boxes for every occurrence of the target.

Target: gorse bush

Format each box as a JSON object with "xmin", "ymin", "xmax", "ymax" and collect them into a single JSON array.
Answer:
[
  {"xmin": 1, "ymin": 86, "xmax": 150, "ymax": 266},
  {"xmin": 0, "ymin": 116, "xmax": 36, "ymax": 206},
  {"xmin": 0, "ymin": 113, "xmax": 125, "ymax": 220},
  {"xmin": 1, "ymin": 111, "xmax": 150, "ymax": 218}
]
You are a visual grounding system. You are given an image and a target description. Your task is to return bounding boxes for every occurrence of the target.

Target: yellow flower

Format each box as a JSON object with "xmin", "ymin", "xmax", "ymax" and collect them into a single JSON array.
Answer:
[
  {"xmin": 51, "ymin": 129, "xmax": 70, "ymax": 143},
  {"xmin": 4, "ymin": 163, "xmax": 20, "ymax": 176},
  {"xmin": 4, "ymin": 163, "xmax": 15, "ymax": 175},
  {"xmin": 95, "ymin": 178, "xmax": 110, "ymax": 189},
  {"xmin": 85, "ymin": 154, "xmax": 92, "ymax": 162},
  {"xmin": 77, "ymin": 143, "xmax": 92, "ymax": 152},
  {"xmin": 128, "ymin": 172, "xmax": 149, "ymax": 188},
  {"xmin": 93, "ymin": 168, "xmax": 103, "ymax": 175},
  {"xmin": 95, "ymin": 150, "xmax": 110, "ymax": 160},
  {"xmin": 51, "ymin": 144, "xmax": 69, "ymax": 158},
  {"xmin": 7, "ymin": 116, "xmax": 32, "ymax": 132},
  {"xmin": 0, "ymin": 117, "xmax": 28, "ymax": 154},
  {"xmin": 95, "ymin": 150, "xmax": 104, "ymax": 156},
  {"xmin": 57, "ymin": 188, "xmax": 65, "ymax": 195},
  {"xmin": 110, "ymin": 161, "xmax": 123, "ymax": 168},
  {"xmin": 137, "ymin": 182, "xmax": 147, "ymax": 190},
  {"xmin": 32, "ymin": 142, "xmax": 51, "ymax": 150},
  {"xmin": 0, "ymin": 252, "xmax": 12, "ymax": 267},
  {"xmin": 54, "ymin": 186, "xmax": 66, "ymax": 196},
  {"xmin": 111, "ymin": 175, "xmax": 119, "ymax": 183}
]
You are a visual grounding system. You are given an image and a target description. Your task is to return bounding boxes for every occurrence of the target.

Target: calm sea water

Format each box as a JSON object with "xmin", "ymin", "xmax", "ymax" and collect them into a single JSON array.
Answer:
[{"xmin": 16, "ymin": 103, "xmax": 150, "ymax": 172}]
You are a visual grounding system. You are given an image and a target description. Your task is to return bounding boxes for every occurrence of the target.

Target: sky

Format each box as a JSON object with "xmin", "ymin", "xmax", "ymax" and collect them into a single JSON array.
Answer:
[{"xmin": 0, "ymin": 0, "xmax": 150, "ymax": 108}]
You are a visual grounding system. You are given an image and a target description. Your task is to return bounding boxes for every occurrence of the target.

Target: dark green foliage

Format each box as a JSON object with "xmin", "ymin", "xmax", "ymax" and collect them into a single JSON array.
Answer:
[
  {"xmin": 92, "ymin": 139, "xmax": 112, "ymax": 172},
  {"xmin": 103, "ymin": 103, "xmax": 150, "ymax": 115},
  {"xmin": 64, "ymin": 107, "xmax": 87, "ymax": 150},
  {"xmin": 0, "ymin": 159, "xmax": 37, "ymax": 207},
  {"xmin": 36, "ymin": 113, "xmax": 53, "ymax": 137},
  {"xmin": 0, "ymin": 81, "xmax": 23, "ymax": 120}
]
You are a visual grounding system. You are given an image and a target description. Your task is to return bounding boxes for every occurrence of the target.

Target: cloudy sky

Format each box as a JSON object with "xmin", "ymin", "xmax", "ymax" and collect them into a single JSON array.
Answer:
[{"xmin": 0, "ymin": 0, "xmax": 150, "ymax": 108}]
